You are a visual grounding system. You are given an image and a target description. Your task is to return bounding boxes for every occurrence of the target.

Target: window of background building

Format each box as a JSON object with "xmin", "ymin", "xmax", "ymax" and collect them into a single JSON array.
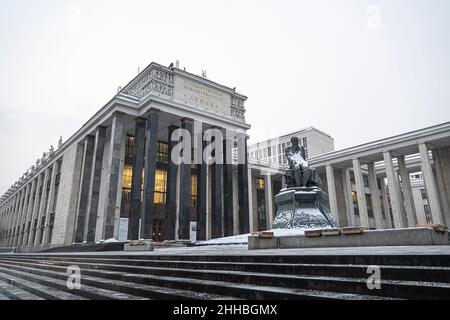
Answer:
[
  {"xmin": 282, "ymin": 143, "xmax": 286, "ymax": 151},
  {"xmin": 421, "ymin": 189, "xmax": 427, "ymax": 200},
  {"xmin": 350, "ymin": 171, "xmax": 355, "ymax": 184},
  {"xmin": 363, "ymin": 175, "xmax": 370, "ymax": 188},
  {"xmin": 268, "ymin": 147, "xmax": 272, "ymax": 157},
  {"xmin": 256, "ymin": 177, "xmax": 265, "ymax": 190},
  {"xmin": 424, "ymin": 205, "xmax": 432, "ymax": 223},
  {"xmin": 366, "ymin": 193, "xmax": 373, "ymax": 217},
  {"xmin": 278, "ymin": 145, "xmax": 281, "ymax": 154},
  {"xmin": 303, "ymin": 137, "xmax": 308, "ymax": 148},
  {"xmin": 352, "ymin": 192, "xmax": 359, "ymax": 216},
  {"xmin": 380, "ymin": 196, "xmax": 386, "ymax": 218},
  {"xmin": 263, "ymin": 148, "xmax": 267, "ymax": 159},
  {"xmin": 278, "ymin": 155, "xmax": 282, "ymax": 164}
]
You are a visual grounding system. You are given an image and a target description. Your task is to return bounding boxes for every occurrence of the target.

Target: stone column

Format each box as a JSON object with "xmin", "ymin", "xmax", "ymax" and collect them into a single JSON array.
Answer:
[
  {"xmin": 211, "ymin": 131, "xmax": 223, "ymax": 239},
  {"xmin": 165, "ymin": 125, "xmax": 179, "ymax": 241},
  {"xmin": 34, "ymin": 168, "xmax": 49, "ymax": 246},
  {"xmin": 15, "ymin": 184, "xmax": 31, "ymax": 247},
  {"xmin": 325, "ymin": 165, "xmax": 340, "ymax": 225},
  {"xmin": 352, "ymin": 158, "xmax": 370, "ymax": 227},
  {"xmin": 28, "ymin": 174, "xmax": 44, "ymax": 246},
  {"xmin": 247, "ymin": 167, "xmax": 255, "ymax": 233},
  {"xmin": 383, "ymin": 151, "xmax": 404, "ymax": 228},
  {"xmin": 8, "ymin": 196, "xmax": 19, "ymax": 246},
  {"xmin": 223, "ymin": 132, "xmax": 234, "ymax": 236},
  {"xmin": 281, "ymin": 175, "xmax": 286, "ymax": 189},
  {"xmin": 73, "ymin": 136, "xmax": 95, "ymax": 242},
  {"xmin": 418, "ymin": 143, "xmax": 443, "ymax": 224},
  {"xmin": 397, "ymin": 155, "xmax": 417, "ymax": 227},
  {"xmin": 141, "ymin": 109, "xmax": 160, "ymax": 240},
  {"xmin": 237, "ymin": 134, "xmax": 250, "ymax": 234},
  {"xmin": 12, "ymin": 189, "xmax": 25, "ymax": 247},
  {"xmin": 179, "ymin": 118, "xmax": 193, "ymax": 240},
  {"xmin": 85, "ymin": 126, "xmax": 106, "ymax": 242},
  {"xmin": 43, "ymin": 162, "xmax": 57, "ymax": 245},
  {"xmin": 102, "ymin": 112, "xmax": 125, "ymax": 240},
  {"xmin": 432, "ymin": 147, "xmax": 450, "ymax": 226},
  {"xmin": 21, "ymin": 179, "xmax": 37, "ymax": 246},
  {"xmin": 380, "ymin": 177, "xmax": 393, "ymax": 228},
  {"xmin": 342, "ymin": 168, "xmax": 356, "ymax": 226},
  {"xmin": 196, "ymin": 137, "xmax": 207, "ymax": 241},
  {"xmin": 264, "ymin": 172, "xmax": 274, "ymax": 229},
  {"xmin": 127, "ymin": 118, "xmax": 146, "ymax": 240},
  {"xmin": 367, "ymin": 162, "xmax": 384, "ymax": 229}
]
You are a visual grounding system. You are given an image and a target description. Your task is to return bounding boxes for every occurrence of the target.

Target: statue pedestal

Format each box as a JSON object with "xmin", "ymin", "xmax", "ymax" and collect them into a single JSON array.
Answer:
[{"xmin": 272, "ymin": 187, "xmax": 337, "ymax": 229}]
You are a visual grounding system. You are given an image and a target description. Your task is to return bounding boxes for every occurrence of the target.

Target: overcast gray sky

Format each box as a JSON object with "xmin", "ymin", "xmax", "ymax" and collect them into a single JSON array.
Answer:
[{"xmin": 1, "ymin": 0, "xmax": 449, "ymax": 195}]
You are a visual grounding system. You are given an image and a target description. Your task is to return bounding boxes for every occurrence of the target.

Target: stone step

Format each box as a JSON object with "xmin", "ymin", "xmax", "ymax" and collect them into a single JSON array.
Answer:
[
  {"xmin": 0, "ymin": 261, "xmax": 239, "ymax": 300},
  {"xmin": 0, "ymin": 265, "xmax": 145, "ymax": 300},
  {"xmin": 5, "ymin": 252, "xmax": 450, "ymax": 266},
  {"xmin": 0, "ymin": 277, "xmax": 43, "ymax": 300},
  {"xmin": 5, "ymin": 256, "xmax": 448, "ymax": 283},
  {"xmin": 6, "ymin": 257, "xmax": 450, "ymax": 300},
  {"xmin": 0, "ymin": 259, "xmax": 405, "ymax": 300},
  {"xmin": 0, "ymin": 270, "xmax": 83, "ymax": 300}
]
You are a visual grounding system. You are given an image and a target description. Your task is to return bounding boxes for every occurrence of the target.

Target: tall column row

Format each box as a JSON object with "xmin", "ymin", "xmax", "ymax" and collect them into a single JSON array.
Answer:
[{"xmin": 323, "ymin": 142, "xmax": 447, "ymax": 229}]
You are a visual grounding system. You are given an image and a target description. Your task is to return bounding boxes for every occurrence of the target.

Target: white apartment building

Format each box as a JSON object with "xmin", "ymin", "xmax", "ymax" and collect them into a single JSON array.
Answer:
[{"xmin": 248, "ymin": 127, "xmax": 335, "ymax": 165}]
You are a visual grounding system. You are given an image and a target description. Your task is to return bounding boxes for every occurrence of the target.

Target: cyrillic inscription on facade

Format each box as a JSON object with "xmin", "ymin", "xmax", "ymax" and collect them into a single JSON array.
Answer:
[{"xmin": 175, "ymin": 76, "xmax": 231, "ymax": 115}]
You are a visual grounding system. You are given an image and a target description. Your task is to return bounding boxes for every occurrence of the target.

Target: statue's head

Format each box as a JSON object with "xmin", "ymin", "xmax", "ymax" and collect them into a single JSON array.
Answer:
[{"xmin": 291, "ymin": 137, "xmax": 299, "ymax": 146}]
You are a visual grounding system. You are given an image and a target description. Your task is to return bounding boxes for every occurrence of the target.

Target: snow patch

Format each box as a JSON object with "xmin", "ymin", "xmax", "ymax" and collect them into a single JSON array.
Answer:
[{"xmin": 196, "ymin": 227, "xmax": 329, "ymax": 246}]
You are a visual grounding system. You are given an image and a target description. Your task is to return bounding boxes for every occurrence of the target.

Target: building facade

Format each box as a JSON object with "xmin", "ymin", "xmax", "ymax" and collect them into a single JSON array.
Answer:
[
  {"xmin": 1, "ymin": 62, "xmax": 449, "ymax": 252},
  {"xmin": 0, "ymin": 62, "xmax": 252, "ymax": 250}
]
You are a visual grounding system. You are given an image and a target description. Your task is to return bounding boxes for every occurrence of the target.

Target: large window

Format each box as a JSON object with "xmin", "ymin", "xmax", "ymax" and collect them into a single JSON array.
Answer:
[
  {"xmin": 125, "ymin": 135, "xmax": 135, "ymax": 161},
  {"xmin": 154, "ymin": 169, "xmax": 167, "ymax": 205},
  {"xmin": 121, "ymin": 165, "xmax": 167, "ymax": 205},
  {"xmin": 191, "ymin": 174, "xmax": 198, "ymax": 207},
  {"xmin": 157, "ymin": 142, "xmax": 169, "ymax": 164},
  {"xmin": 121, "ymin": 164, "xmax": 133, "ymax": 201}
]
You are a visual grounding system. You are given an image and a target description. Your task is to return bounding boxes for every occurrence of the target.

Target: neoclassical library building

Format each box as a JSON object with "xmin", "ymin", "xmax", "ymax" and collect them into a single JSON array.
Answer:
[{"xmin": 1, "ymin": 62, "xmax": 450, "ymax": 252}]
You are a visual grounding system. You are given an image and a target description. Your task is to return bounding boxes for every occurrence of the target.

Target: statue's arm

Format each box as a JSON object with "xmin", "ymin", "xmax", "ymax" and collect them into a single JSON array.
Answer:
[{"xmin": 285, "ymin": 148, "xmax": 294, "ymax": 167}]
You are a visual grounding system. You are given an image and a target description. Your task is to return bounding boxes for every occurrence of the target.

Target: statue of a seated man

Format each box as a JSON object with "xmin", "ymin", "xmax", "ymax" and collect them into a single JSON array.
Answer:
[{"xmin": 285, "ymin": 137, "xmax": 322, "ymax": 188}]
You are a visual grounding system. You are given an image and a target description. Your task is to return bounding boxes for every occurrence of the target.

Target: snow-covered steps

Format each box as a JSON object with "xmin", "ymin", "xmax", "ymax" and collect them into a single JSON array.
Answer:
[{"xmin": 0, "ymin": 252, "xmax": 449, "ymax": 300}]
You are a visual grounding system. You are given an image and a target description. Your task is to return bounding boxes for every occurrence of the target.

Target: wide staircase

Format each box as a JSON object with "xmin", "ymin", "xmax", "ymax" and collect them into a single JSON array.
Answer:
[{"xmin": 0, "ymin": 253, "xmax": 449, "ymax": 300}]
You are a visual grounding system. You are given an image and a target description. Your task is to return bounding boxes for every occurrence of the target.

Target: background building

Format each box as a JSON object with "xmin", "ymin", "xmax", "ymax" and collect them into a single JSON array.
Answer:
[
  {"xmin": 246, "ymin": 122, "xmax": 450, "ymax": 233},
  {"xmin": 248, "ymin": 127, "xmax": 334, "ymax": 165}
]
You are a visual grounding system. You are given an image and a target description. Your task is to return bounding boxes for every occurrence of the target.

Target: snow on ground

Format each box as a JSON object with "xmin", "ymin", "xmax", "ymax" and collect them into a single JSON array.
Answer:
[
  {"xmin": 195, "ymin": 227, "xmax": 327, "ymax": 246},
  {"xmin": 96, "ymin": 238, "xmax": 120, "ymax": 244}
]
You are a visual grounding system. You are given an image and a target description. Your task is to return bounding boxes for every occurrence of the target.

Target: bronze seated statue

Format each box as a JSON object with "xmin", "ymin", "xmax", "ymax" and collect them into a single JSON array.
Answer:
[{"xmin": 284, "ymin": 137, "xmax": 322, "ymax": 188}]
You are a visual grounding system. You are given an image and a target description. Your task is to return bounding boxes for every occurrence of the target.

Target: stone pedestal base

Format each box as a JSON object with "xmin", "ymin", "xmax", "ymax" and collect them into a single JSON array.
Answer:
[
  {"xmin": 272, "ymin": 187, "xmax": 337, "ymax": 229},
  {"xmin": 248, "ymin": 227, "xmax": 449, "ymax": 250},
  {"xmin": 124, "ymin": 240, "xmax": 154, "ymax": 252}
]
